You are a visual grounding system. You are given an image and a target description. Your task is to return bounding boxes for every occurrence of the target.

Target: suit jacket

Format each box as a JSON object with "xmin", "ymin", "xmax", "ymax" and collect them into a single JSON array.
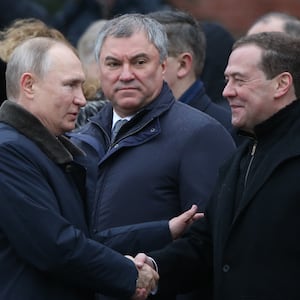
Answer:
[{"xmin": 151, "ymin": 99, "xmax": 300, "ymax": 300}]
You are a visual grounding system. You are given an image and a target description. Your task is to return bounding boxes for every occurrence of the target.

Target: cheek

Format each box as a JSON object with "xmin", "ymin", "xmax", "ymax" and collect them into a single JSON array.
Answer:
[{"xmin": 146, "ymin": 67, "xmax": 165, "ymax": 84}]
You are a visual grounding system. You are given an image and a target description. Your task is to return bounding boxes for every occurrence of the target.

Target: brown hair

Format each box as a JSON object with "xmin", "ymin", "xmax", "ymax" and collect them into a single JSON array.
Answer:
[{"xmin": 0, "ymin": 18, "xmax": 70, "ymax": 62}]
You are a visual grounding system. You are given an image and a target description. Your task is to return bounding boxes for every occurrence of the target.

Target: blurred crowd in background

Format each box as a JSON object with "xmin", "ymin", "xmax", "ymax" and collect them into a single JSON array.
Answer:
[{"xmin": 0, "ymin": 0, "xmax": 173, "ymax": 45}]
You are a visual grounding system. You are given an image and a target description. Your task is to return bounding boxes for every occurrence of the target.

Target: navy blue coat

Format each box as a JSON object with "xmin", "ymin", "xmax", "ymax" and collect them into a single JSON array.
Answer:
[
  {"xmin": 178, "ymin": 79, "xmax": 242, "ymax": 146},
  {"xmin": 71, "ymin": 83, "xmax": 235, "ymax": 255},
  {"xmin": 179, "ymin": 80, "xmax": 232, "ymax": 132},
  {"xmin": 0, "ymin": 101, "xmax": 137, "ymax": 300}
]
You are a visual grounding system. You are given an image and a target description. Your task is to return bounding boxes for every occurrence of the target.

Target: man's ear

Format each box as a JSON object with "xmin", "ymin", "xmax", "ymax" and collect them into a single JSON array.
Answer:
[
  {"xmin": 161, "ymin": 59, "xmax": 167, "ymax": 75},
  {"xmin": 177, "ymin": 52, "xmax": 193, "ymax": 78},
  {"xmin": 20, "ymin": 73, "xmax": 35, "ymax": 98},
  {"xmin": 274, "ymin": 72, "xmax": 293, "ymax": 99}
]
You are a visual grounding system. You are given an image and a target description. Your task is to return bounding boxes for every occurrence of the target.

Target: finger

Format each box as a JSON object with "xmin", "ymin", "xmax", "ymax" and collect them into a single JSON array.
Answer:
[
  {"xmin": 192, "ymin": 212, "xmax": 204, "ymax": 221},
  {"xmin": 183, "ymin": 204, "xmax": 199, "ymax": 223},
  {"xmin": 134, "ymin": 253, "xmax": 148, "ymax": 268}
]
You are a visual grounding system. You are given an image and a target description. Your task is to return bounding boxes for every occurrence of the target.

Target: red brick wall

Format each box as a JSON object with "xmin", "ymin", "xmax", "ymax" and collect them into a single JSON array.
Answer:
[{"xmin": 168, "ymin": 0, "xmax": 300, "ymax": 37}]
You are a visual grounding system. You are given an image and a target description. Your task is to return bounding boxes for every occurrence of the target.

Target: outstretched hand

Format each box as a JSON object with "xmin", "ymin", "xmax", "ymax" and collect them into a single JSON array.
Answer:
[{"xmin": 169, "ymin": 204, "xmax": 204, "ymax": 239}]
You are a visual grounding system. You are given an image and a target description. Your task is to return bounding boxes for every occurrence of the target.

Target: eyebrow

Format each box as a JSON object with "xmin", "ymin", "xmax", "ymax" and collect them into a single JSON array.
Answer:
[
  {"xmin": 224, "ymin": 71, "xmax": 244, "ymax": 77},
  {"xmin": 104, "ymin": 53, "xmax": 149, "ymax": 61}
]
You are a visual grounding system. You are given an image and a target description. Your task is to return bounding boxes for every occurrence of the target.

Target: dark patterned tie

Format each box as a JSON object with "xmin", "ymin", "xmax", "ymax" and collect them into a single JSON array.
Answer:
[{"xmin": 111, "ymin": 119, "xmax": 128, "ymax": 141}]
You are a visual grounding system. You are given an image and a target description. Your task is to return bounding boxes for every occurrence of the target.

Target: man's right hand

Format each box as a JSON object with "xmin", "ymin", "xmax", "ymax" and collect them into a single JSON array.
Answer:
[{"xmin": 126, "ymin": 255, "xmax": 159, "ymax": 300}]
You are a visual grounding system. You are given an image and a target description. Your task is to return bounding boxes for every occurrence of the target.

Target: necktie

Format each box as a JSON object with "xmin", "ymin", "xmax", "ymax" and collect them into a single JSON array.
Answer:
[{"xmin": 111, "ymin": 119, "xmax": 128, "ymax": 141}]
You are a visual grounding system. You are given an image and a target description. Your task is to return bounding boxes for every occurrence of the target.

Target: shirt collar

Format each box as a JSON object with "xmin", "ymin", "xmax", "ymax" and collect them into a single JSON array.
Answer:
[
  {"xmin": 178, "ymin": 79, "xmax": 204, "ymax": 104},
  {"xmin": 112, "ymin": 110, "xmax": 134, "ymax": 128}
]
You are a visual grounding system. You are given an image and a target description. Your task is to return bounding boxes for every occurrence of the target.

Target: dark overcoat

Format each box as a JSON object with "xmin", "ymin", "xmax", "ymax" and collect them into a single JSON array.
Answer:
[
  {"xmin": 151, "ymin": 99, "xmax": 300, "ymax": 300},
  {"xmin": 0, "ymin": 101, "xmax": 137, "ymax": 300}
]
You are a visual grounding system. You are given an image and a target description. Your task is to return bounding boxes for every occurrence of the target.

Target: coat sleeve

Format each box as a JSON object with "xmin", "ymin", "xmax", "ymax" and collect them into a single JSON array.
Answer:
[
  {"xmin": 178, "ymin": 120, "xmax": 235, "ymax": 211},
  {"xmin": 95, "ymin": 220, "xmax": 172, "ymax": 255},
  {"xmin": 0, "ymin": 143, "xmax": 138, "ymax": 298},
  {"xmin": 149, "ymin": 216, "xmax": 213, "ymax": 296}
]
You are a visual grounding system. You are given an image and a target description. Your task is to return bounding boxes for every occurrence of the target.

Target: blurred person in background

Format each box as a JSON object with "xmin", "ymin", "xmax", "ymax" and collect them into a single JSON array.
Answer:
[
  {"xmin": 0, "ymin": 17, "xmax": 70, "ymax": 104},
  {"xmin": 247, "ymin": 11, "xmax": 300, "ymax": 37},
  {"xmin": 201, "ymin": 21, "xmax": 235, "ymax": 110},
  {"xmin": 76, "ymin": 19, "xmax": 109, "ymax": 128},
  {"xmin": 149, "ymin": 10, "xmax": 240, "ymax": 145}
]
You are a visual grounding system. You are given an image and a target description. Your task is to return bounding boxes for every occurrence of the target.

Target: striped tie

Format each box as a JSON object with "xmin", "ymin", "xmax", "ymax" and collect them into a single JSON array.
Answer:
[{"xmin": 111, "ymin": 119, "xmax": 128, "ymax": 141}]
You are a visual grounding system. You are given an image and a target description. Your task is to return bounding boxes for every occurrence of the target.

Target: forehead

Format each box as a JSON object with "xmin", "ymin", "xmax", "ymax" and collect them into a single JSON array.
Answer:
[
  {"xmin": 49, "ymin": 45, "xmax": 83, "ymax": 69},
  {"xmin": 100, "ymin": 31, "xmax": 158, "ymax": 58},
  {"xmin": 225, "ymin": 44, "xmax": 263, "ymax": 75},
  {"xmin": 49, "ymin": 44, "xmax": 78, "ymax": 63},
  {"xmin": 44, "ymin": 45, "xmax": 85, "ymax": 82}
]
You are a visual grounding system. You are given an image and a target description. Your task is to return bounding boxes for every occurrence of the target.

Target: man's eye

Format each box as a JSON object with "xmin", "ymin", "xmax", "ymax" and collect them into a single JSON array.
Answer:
[
  {"xmin": 235, "ymin": 78, "xmax": 245, "ymax": 85},
  {"xmin": 65, "ymin": 82, "xmax": 75, "ymax": 87},
  {"xmin": 136, "ymin": 59, "xmax": 146, "ymax": 65},
  {"xmin": 106, "ymin": 61, "xmax": 119, "ymax": 68}
]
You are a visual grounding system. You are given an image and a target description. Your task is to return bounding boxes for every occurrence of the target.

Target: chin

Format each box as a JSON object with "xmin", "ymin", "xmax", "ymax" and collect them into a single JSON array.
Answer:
[
  {"xmin": 64, "ymin": 124, "xmax": 75, "ymax": 133},
  {"xmin": 231, "ymin": 119, "xmax": 242, "ymax": 129}
]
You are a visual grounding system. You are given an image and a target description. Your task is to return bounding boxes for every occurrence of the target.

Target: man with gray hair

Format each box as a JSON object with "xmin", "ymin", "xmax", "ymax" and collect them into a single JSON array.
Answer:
[
  {"xmin": 70, "ymin": 13, "xmax": 235, "ymax": 299},
  {"xmin": 0, "ymin": 36, "xmax": 158, "ymax": 300}
]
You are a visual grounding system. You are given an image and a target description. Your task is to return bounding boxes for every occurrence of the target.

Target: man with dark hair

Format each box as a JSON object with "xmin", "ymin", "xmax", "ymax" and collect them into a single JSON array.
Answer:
[
  {"xmin": 136, "ymin": 31, "xmax": 300, "ymax": 299},
  {"xmin": 149, "ymin": 10, "xmax": 236, "ymax": 143}
]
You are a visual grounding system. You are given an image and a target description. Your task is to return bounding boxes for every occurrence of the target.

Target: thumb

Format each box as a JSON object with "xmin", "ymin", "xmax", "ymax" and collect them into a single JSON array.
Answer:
[{"xmin": 134, "ymin": 253, "xmax": 148, "ymax": 268}]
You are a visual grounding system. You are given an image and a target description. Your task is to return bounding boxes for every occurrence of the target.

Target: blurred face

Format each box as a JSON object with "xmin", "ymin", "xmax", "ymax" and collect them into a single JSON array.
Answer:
[
  {"xmin": 164, "ymin": 56, "xmax": 179, "ymax": 89},
  {"xmin": 98, "ymin": 31, "xmax": 166, "ymax": 117},
  {"xmin": 223, "ymin": 44, "xmax": 279, "ymax": 133},
  {"xmin": 29, "ymin": 45, "xmax": 86, "ymax": 135}
]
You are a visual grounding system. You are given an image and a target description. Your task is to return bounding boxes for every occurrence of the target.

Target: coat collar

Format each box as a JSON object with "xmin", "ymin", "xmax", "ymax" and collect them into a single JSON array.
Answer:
[
  {"xmin": 219, "ymin": 99, "xmax": 300, "ymax": 230},
  {"xmin": 0, "ymin": 100, "xmax": 85, "ymax": 164},
  {"xmin": 90, "ymin": 81, "xmax": 175, "ymax": 131},
  {"xmin": 178, "ymin": 79, "xmax": 205, "ymax": 105},
  {"xmin": 238, "ymin": 98, "xmax": 300, "ymax": 140}
]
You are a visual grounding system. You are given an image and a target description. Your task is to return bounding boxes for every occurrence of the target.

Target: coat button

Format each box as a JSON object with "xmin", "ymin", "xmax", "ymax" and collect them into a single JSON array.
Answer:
[{"xmin": 222, "ymin": 264, "xmax": 230, "ymax": 272}]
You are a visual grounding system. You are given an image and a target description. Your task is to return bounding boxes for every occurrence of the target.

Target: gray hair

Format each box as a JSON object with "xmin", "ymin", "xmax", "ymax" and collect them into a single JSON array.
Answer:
[
  {"xmin": 6, "ymin": 37, "xmax": 60, "ymax": 101},
  {"xmin": 94, "ymin": 13, "xmax": 168, "ymax": 63}
]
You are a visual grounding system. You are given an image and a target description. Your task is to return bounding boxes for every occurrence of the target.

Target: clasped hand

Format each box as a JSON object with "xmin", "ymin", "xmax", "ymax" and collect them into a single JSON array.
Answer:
[{"xmin": 126, "ymin": 255, "xmax": 159, "ymax": 300}]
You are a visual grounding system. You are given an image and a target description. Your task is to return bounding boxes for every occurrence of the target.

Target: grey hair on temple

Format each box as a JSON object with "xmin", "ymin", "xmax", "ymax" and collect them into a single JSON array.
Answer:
[{"xmin": 94, "ymin": 13, "xmax": 168, "ymax": 64}]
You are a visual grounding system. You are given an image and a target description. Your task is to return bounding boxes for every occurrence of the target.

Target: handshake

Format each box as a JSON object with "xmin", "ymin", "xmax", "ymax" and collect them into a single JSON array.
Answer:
[
  {"xmin": 126, "ymin": 254, "xmax": 158, "ymax": 300},
  {"xmin": 127, "ymin": 204, "xmax": 203, "ymax": 300}
]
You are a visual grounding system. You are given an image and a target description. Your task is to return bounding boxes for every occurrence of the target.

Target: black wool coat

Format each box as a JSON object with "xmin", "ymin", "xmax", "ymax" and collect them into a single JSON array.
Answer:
[{"xmin": 151, "ymin": 99, "xmax": 300, "ymax": 300}]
